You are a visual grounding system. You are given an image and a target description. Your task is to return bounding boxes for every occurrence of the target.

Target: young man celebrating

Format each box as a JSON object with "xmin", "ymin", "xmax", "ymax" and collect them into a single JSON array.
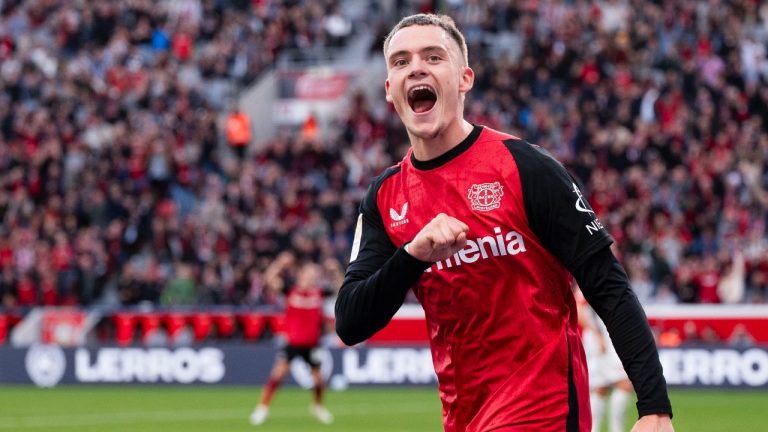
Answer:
[{"xmin": 335, "ymin": 14, "xmax": 673, "ymax": 432}]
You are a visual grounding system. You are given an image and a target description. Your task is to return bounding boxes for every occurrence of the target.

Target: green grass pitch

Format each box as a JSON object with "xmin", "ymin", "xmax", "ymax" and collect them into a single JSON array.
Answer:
[{"xmin": 0, "ymin": 386, "xmax": 764, "ymax": 431}]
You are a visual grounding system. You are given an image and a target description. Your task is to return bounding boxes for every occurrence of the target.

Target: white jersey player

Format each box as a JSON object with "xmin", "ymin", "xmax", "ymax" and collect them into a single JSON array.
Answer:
[{"xmin": 576, "ymin": 286, "xmax": 633, "ymax": 432}]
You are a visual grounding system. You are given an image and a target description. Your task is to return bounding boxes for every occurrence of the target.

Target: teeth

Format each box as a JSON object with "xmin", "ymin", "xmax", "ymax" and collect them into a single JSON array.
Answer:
[{"xmin": 408, "ymin": 85, "xmax": 435, "ymax": 98}]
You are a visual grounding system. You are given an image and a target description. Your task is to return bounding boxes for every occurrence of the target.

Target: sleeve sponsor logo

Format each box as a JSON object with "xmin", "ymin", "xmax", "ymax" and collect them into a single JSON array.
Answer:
[
  {"xmin": 571, "ymin": 182, "xmax": 595, "ymax": 215},
  {"xmin": 571, "ymin": 182, "xmax": 605, "ymax": 235}
]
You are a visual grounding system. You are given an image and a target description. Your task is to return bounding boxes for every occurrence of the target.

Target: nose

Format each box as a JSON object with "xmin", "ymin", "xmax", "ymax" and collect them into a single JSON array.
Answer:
[{"xmin": 407, "ymin": 56, "xmax": 427, "ymax": 78}]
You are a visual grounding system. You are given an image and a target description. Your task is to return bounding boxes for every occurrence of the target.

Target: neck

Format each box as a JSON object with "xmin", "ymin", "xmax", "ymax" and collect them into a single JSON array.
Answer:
[{"xmin": 409, "ymin": 119, "xmax": 474, "ymax": 161}]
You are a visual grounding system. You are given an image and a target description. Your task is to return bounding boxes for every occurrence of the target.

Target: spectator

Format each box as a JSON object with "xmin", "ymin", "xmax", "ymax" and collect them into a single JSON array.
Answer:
[
  {"xmin": 658, "ymin": 327, "xmax": 682, "ymax": 348},
  {"xmin": 323, "ymin": 5, "xmax": 352, "ymax": 47},
  {"xmin": 0, "ymin": 0, "xmax": 361, "ymax": 312},
  {"xmin": 700, "ymin": 325, "xmax": 722, "ymax": 344},
  {"xmin": 0, "ymin": 0, "xmax": 764, "ymax": 325},
  {"xmin": 693, "ymin": 255, "xmax": 721, "ymax": 304},
  {"xmin": 225, "ymin": 107, "xmax": 252, "ymax": 159},
  {"xmin": 729, "ymin": 324, "xmax": 755, "ymax": 348},
  {"xmin": 718, "ymin": 250, "xmax": 746, "ymax": 304},
  {"xmin": 682, "ymin": 320, "xmax": 701, "ymax": 345},
  {"xmin": 651, "ymin": 283, "xmax": 679, "ymax": 305},
  {"xmin": 161, "ymin": 262, "xmax": 197, "ymax": 306}
]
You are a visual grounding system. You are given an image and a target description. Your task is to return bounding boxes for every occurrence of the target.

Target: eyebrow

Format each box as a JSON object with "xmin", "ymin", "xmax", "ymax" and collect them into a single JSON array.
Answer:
[{"xmin": 387, "ymin": 45, "xmax": 449, "ymax": 63}]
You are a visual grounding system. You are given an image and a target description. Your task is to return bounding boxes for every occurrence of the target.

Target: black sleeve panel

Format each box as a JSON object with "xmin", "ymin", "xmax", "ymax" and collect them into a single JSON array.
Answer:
[
  {"xmin": 505, "ymin": 139, "xmax": 671, "ymax": 418},
  {"xmin": 335, "ymin": 167, "xmax": 432, "ymax": 346},
  {"xmin": 573, "ymin": 247, "xmax": 673, "ymax": 419},
  {"xmin": 503, "ymin": 139, "xmax": 613, "ymax": 269}
]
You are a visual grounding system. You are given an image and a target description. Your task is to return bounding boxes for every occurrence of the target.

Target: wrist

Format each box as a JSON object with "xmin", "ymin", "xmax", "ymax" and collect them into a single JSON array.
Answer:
[{"xmin": 640, "ymin": 413, "xmax": 673, "ymax": 422}]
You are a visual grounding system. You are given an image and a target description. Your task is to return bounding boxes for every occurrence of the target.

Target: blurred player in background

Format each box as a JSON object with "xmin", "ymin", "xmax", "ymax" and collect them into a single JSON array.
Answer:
[
  {"xmin": 335, "ymin": 13, "xmax": 673, "ymax": 432},
  {"xmin": 576, "ymin": 286, "xmax": 633, "ymax": 432},
  {"xmin": 250, "ymin": 261, "xmax": 333, "ymax": 425}
]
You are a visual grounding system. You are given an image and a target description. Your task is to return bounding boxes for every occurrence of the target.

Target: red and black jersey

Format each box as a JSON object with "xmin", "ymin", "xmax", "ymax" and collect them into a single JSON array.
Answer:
[
  {"xmin": 336, "ymin": 125, "xmax": 671, "ymax": 432},
  {"xmin": 284, "ymin": 286, "xmax": 324, "ymax": 348}
]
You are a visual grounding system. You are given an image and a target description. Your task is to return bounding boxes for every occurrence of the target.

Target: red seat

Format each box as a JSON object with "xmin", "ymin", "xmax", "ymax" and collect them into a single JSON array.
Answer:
[
  {"xmin": 213, "ymin": 312, "xmax": 235, "ymax": 338},
  {"xmin": 189, "ymin": 312, "xmax": 213, "ymax": 342},
  {"xmin": 165, "ymin": 313, "xmax": 188, "ymax": 343},
  {"xmin": 0, "ymin": 314, "xmax": 7, "ymax": 345},
  {"xmin": 113, "ymin": 313, "xmax": 136, "ymax": 346},
  {"xmin": 266, "ymin": 314, "xmax": 286, "ymax": 338},
  {"xmin": 239, "ymin": 313, "xmax": 266, "ymax": 341},
  {"xmin": 137, "ymin": 313, "xmax": 162, "ymax": 344}
]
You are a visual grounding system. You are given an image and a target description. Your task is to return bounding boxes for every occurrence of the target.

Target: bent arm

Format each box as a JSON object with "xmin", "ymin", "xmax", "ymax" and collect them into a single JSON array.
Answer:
[
  {"xmin": 335, "ymin": 244, "xmax": 429, "ymax": 345},
  {"xmin": 334, "ymin": 173, "xmax": 431, "ymax": 346},
  {"xmin": 336, "ymin": 211, "xmax": 468, "ymax": 345}
]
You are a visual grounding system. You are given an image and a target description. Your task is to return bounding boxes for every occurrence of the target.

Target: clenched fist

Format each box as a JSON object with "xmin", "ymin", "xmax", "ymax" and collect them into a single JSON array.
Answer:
[{"xmin": 405, "ymin": 213, "xmax": 469, "ymax": 262}]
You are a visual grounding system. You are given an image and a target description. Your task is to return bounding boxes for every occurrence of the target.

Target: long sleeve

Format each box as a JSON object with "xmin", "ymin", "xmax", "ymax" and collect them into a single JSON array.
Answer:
[
  {"xmin": 505, "ymin": 138, "xmax": 672, "ymax": 418},
  {"xmin": 572, "ymin": 246, "xmax": 673, "ymax": 418},
  {"xmin": 336, "ymin": 244, "xmax": 429, "ymax": 345},
  {"xmin": 335, "ymin": 168, "xmax": 431, "ymax": 346}
]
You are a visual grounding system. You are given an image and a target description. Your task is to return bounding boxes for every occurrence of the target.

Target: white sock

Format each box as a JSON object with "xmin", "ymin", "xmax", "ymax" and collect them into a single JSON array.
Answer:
[
  {"xmin": 591, "ymin": 392, "xmax": 606, "ymax": 432},
  {"xmin": 608, "ymin": 388, "xmax": 630, "ymax": 432}
]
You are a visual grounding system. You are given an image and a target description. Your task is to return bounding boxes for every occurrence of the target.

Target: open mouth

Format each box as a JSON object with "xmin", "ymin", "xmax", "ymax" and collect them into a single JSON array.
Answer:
[{"xmin": 407, "ymin": 85, "xmax": 437, "ymax": 114}]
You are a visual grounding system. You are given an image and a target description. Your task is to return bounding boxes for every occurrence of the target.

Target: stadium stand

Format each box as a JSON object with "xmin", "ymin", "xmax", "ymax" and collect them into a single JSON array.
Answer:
[{"xmin": 0, "ymin": 0, "xmax": 766, "ymax": 346}]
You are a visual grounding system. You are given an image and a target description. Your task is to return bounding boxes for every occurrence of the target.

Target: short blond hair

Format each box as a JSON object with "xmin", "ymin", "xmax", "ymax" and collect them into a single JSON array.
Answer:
[{"xmin": 383, "ymin": 14, "xmax": 468, "ymax": 66}]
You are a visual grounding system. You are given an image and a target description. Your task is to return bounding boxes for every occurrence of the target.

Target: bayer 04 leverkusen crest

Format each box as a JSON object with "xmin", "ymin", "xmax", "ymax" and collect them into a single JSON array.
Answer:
[{"xmin": 467, "ymin": 182, "xmax": 504, "ymax": 212}]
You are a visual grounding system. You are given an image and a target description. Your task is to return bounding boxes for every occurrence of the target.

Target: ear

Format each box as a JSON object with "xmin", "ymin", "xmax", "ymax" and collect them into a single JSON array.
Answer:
[
  {"xmin": 459, "ymin": 66, "xmax": 475, "ymax": 94},
  {"xmin": 385, "ymin": 78, "xmax": 393, "ymax": 103}
]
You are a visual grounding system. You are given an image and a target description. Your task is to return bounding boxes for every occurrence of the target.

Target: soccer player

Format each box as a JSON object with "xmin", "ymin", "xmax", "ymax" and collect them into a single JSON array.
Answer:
[
  {"xmin": 335, "ymin": 13, "xmax": 673, "ymax": 432},
  {"xmin": 250, "ymin": 263, "xmax": 333, "ymax": 425},
  {"xmin": 577, "ymin": 286, "xmax": 633, "ymax": 432}
]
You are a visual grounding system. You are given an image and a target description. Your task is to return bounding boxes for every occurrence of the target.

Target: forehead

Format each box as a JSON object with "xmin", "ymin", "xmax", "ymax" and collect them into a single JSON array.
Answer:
[{"xmin": 386, "ymin": 25, "xmax": 457, "ymax": 57}]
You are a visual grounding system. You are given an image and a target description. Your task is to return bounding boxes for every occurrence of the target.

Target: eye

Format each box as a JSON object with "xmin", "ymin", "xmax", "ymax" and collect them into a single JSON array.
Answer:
[
  {"xmin": 427, "ymin": 55, "xmax": 441, "ymax": 62},
  {"xmin": 393, "ymin": 58, "xmax": 407, "ymax": 67}
]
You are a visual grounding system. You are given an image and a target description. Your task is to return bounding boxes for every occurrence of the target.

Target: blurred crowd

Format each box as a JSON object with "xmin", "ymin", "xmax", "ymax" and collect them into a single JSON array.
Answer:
[
  {"xmin": 0, "ymin": 0, "xmax": 766, "ymax": 320},
  {"xmin": 0, "ymin": 0, "xmax": 355, "ymax": 309},
  {"xmin": 437, "ymin": 0, "xmax": 768, "ymax": 306}
]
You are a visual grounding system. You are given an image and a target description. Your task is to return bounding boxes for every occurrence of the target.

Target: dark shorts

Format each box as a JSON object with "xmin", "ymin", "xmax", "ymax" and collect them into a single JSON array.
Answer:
[{"xmin": 279, "ymin": 345, "xmax": 321, "ymax": 368}]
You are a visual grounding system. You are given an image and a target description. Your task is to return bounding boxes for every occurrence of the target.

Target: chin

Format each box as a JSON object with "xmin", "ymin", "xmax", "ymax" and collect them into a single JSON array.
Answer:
[
  {"xmin": 407, "ymin": 123, "xmax": 441, "ymax": 140},
  {"xmin": 406, "ymin": 115, "xmax": 442, "ymax": 138}
]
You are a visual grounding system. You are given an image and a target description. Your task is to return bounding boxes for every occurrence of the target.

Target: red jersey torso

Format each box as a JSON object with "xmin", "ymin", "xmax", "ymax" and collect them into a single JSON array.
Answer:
[
  {"xmin": 376, "ymin": 127, "xmax": 590, "ymax": 432},
  {"xmin": 284, "ymin": 286, "xmax": 324, "ymax": 347}
]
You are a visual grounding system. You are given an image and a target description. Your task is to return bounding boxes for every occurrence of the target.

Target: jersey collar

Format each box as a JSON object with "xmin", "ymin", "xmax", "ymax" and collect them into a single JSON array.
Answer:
[{"xmin": 410, "ymin": 124, "xmax": 483, "ymax": 171}]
